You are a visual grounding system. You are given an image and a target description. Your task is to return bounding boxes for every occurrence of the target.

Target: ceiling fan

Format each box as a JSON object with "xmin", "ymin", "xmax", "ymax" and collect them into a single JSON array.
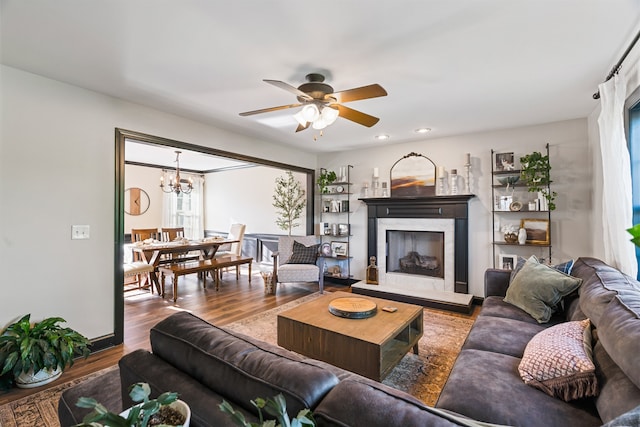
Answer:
[{"xmin": 239, "ymin": 73, "xmax": 387, "ymax": 132}]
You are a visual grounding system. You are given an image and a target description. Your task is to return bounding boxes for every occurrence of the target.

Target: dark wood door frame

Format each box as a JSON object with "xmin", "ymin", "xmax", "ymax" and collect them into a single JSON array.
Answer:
[{"xmin": 111, "ymin": 128, "xmax": 315, "ymax": 346}]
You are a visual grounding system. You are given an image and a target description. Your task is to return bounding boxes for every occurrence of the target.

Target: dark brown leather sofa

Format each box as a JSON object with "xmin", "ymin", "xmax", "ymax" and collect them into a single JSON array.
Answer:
[{"xmin": 58, "ymin": 311, "xmax": 484, "ymax": 427}]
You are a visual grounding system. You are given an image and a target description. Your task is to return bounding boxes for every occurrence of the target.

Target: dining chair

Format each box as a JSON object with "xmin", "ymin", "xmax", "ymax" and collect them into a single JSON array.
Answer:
[
  {"xmin": 161, "ymin": 226, "xmax": 200, "ymax": 263},
  {"xmin": 214, "ymin": 223, "xmax": 247, "ymax": 279},
  {"xmin": 271, "ymin": 235, "xmax": 324, "ymax": 293},
  {"xmin": 123, "ymin": 261, "xmax": 155, "ymax": 293},
  {"xmin": 160, "ymin": 227, "xmax": 185, "ymax": 242},
  {"xmin": 131, "ymin": 228, "xmax": 159, "ymax": 261}
]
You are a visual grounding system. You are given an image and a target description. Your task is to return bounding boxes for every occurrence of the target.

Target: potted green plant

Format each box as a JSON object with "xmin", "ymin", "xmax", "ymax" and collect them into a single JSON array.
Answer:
[
  {"xmin": 273, "ymin": 171, "xmax": 307, "ymax": 236},
  {"xmin": 0, "ymin": 314, "xmax": 91, "ymax": 389},
  {"xmin": 76, "ymin": 382, "xmax": 190, "ymax": 427},
  {"xmin": 316, "ymin": 169, "xmax": 337, "ymax": 194},
  {"xmin": 519, "ymin": 151, "xmax": 557, "ymax": 211},
  {"xmin": 627, "ymin": 224, "xmax": 640, "ymax": 247},
  {"xmin": 219, "ymin": 393, "xmax": 315, "ymax": 427}
]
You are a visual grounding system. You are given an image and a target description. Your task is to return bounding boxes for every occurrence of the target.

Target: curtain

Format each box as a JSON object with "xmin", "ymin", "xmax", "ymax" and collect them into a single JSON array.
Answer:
[
  {"xmin": 162, "ymin": 173, "xmax": 205, "ymax": 239},
  {"xmin": 597, "ymin": 74, "xmax": 638, "ymax": 276}
]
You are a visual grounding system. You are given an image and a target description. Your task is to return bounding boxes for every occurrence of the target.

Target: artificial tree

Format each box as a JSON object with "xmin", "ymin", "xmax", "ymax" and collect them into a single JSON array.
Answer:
[{"xmin": 272, "ymin": 171, "xmax": 306, "ymax": 236}]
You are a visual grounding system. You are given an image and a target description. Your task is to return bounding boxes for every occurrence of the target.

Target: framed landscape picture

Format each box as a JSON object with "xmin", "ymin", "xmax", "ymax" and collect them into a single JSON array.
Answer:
[{"xmin": 520, "ymin": 218, "xmax": 550, "ymax": 245}]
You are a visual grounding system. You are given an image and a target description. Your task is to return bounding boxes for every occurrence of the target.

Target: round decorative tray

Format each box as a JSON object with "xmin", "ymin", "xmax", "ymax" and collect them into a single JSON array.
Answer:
[{"xmin": 328, "ymin": 297, "xmax": 377, "ymax": 319}]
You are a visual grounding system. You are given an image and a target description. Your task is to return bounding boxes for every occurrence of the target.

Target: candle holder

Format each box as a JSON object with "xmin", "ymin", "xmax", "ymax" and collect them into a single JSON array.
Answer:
[
  {"xmin": 450, "ymin": 169, "xmax": 459, "ymax": 195},
  {"xmin": 465, "ymin": 162, "xmax": 472, "ymax": 194},
  {"xmin": 372, "ymin": 176, "xmax": 380, "ymax": 197},
  {"xmin": 437, "ymin": 176, "xmax": 447, "ymax": 196}
]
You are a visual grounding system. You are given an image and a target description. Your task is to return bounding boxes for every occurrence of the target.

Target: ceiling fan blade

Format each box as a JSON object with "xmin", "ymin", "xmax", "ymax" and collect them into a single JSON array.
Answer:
[
  {"xmin": 239, "ymin": 103, "xmax": 303, "ymax": 116},
  {"xmin": 335, "ymin": 104, "xmax": 380, "ymax": 127},
  {"xmin": 295, "ymin": 122, "xmax": 310, "ymax": 132},
  {"xmin": 331, "ymin": 84, "xmax": 387, "ymax": 103},
  {"xmin": 264, "ymin": 79, "xmax": 314, "ymax": 101}
]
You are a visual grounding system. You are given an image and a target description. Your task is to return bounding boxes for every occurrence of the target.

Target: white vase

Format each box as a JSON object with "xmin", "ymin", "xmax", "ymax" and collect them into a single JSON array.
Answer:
[
  {"xmin": 120, "ymin": 399, "xmax": 191, "ymax": 427},
  {"xmin": 15, "ymin": 366, "xmax": 63, "ymax": 389},
  {"xmin": 518, "ymin": 228, "xmax": 527, "ymax": 245}
]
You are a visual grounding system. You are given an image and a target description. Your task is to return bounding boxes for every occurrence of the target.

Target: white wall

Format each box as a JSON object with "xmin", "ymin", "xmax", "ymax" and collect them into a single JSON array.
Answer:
[
  {"xmin": 124, "ymin": 164, "xmax": 164, "ymax": 233},
  {"xmin": 204, "ymin": 166, "xmax": 308, "ymax": 235},
  {"xmin": 318, "ymin": 119, "xmax": 592, "ymax": 297},
  {"xmin": 0, "ymin": 65, "xmax": 317, "ymax": 338}
]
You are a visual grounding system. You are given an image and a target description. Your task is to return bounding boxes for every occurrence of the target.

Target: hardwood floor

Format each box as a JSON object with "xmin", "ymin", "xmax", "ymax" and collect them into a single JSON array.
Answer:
[{"xmin": 0, "ymin": 268, "xmax": 479, "ymax": 405}]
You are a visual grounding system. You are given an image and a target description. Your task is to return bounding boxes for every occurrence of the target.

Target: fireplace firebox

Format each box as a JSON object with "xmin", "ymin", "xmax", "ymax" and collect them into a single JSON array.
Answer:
[{"xmin": 387, "ymin": 230, "xmax": 444, "ymax": 279}]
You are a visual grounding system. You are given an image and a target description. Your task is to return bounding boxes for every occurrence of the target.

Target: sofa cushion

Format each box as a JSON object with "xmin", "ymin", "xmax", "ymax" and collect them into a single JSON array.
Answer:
[
  {"xmin": 436, "ymin": 349, "xmax": 601, "ymax": 427},
  {"xmin": 602, "ymin": 405, "xmax": 640, "ymax": 427},
  {"xmin": 149, "ymin": 312, "xmax": 339, "ymax": 416},
  {"xmin": 504, "ymin": 257, "xmax": 582, "ymax": 323},
  {"xmin": 58, "ymin": 367, "xmax": 122, "ymax": 426},
  {"xmin": 597, "ymin": 293, "xmax": 640, "ymax": 390},
  {"xmin": 518, "ymin": 319, "xmax": 598, "ymax": 402},
  {"xmin": 315, "ymin": 378, "xmax": 484, "ymax": 427},
  {"xmin": 119, "ymin": 349, "xmax": 256, "ymax": 427},
  {"xmin": 287, "ymin": 240, "xmax": 319, "ymax": 264},
  {"xmin": 593, "ymin": 341, "xmax": 640, "ymax": 423},
  {"xmin": 572, "ymin": 257, "xmax": 638, "ymax": 327},
  {"xmin": 462, "ymin": 315, "xmax": 546, "ymax": 358},
  {"xmin": 479, "ymin": 296, "xmax": 541, "ymax": 324}
]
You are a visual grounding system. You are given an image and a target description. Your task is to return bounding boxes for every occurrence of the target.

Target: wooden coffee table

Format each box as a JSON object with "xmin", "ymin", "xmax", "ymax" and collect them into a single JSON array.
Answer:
[{"xmin": 277, "ymin": 291, "xmax": 423, "ymax": 381}]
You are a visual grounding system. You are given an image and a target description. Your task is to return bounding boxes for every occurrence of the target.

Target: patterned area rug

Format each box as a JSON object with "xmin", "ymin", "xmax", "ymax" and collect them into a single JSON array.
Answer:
[
  {"xmin": 0, "ymin": 365, "xmax": 118, "ymax": 427},
  {"xmin": 0, "ymin": 293, "xmax": 474, "ymax": 426},
  {"xmin": 225, "ymin": 292, "xmax": 475, "ymax": 406}
]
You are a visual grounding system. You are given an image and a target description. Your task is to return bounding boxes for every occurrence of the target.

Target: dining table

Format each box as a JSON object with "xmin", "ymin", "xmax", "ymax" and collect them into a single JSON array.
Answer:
[{"xmin": 131, "ymin": 238, "xmax": 239, "ymax": 294}]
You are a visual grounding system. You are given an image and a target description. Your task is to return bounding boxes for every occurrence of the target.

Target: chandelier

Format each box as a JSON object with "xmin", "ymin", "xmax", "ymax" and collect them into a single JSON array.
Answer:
[{"xmin": 160, "ymin": 150, "xmax": 193, "ymax": 194}]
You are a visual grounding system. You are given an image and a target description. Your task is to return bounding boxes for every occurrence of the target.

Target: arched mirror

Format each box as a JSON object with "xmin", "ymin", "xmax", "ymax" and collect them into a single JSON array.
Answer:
[{"xmin": 124, "ymin": 187, "xmax": 150, "ymax": 215}]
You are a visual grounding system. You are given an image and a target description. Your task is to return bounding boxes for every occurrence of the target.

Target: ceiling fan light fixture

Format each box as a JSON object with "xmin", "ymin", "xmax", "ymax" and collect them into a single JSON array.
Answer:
[
  {"xmin": 293, "ymin": 111, "xmax": 308, "ymax": 126},
  {"xmin": 312, "ymin": 118, "xmax": 328, "ymax": 130},
  {"xmin": 321, "ymin": 106, "xmax": 339, "ymax": 125},
  {"xmin": 301, "ymin": 104, "xmax": 320, "ymax": 122}
]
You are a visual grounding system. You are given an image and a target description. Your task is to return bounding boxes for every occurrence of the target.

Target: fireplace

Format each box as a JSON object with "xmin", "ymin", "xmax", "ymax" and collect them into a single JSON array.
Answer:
[
  {"xmin": 354, "ymin": 195, "xmax": 474, "ymax": 312},
  {"xmin": 387, "ymin": 230, "xmax": 444, "ymax": 278}
]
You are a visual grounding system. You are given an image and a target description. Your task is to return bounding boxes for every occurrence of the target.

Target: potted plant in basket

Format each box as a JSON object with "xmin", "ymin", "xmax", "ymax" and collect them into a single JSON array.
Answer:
[
  {"xmin": 0, "ymin": 314, "xmax": 91, "ymax": 390},
  {"xmin": 75, "ymin": 382, "xmax": 190, "ymax": 427},
  {"xmin": 520, "ymin": 151, "xmax": 557, "ymax": 211}
]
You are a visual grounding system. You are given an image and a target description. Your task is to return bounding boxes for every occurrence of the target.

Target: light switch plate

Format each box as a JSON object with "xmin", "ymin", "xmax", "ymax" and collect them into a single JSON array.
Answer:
[{"xmin": 71, "ymin": 225, "xmax": 90, "ymax": 240}]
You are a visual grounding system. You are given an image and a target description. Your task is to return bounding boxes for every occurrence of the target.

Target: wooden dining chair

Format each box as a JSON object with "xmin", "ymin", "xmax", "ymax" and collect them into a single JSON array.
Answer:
[
  {"xmin": 123, "ymin": 261, "xmax": 155, "ymax": 293},
  {"xmin": 161, "ymin": 226, "xmax": 200, "ymax": 263},
  {"xmin": 131, "ymin": 228, "xmax": 159, "ymax": 261},
  {"xmin": 160, "ymin": 227, "xmax": 185, "ymax": 242}
]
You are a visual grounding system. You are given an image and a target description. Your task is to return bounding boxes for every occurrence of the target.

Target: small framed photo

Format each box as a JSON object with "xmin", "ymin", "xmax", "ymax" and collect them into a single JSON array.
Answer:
[
  {"xmin": 498, "ymin": 254, "xmax": 518, "ymax": 270},
  {"xmin": 495, "ymin": 152, "xmax": 515, "ymax": 172},
  {"xmin": 338, "ymin": 223, "xmax": 350, "ymax": 236},
  {"xmin": 520, "ymin": 218, "xmax": 550, "ymax": 245},
  {"xmin": 320, "ymin": 242, "xmax": 332, "ymax": 257},
  {"xmin": 331, "ymin": 241, "xmax": 348, "ymax": 257}
]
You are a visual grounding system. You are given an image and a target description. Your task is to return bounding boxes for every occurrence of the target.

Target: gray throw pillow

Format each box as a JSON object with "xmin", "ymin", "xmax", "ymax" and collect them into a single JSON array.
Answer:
[
  {"xmin": 287, "ymin": 241, "xmax": 320, "ymax": 264},
  {"xmin": 504, "ymin": 257, "xmax": 583, "ymax": 323}
]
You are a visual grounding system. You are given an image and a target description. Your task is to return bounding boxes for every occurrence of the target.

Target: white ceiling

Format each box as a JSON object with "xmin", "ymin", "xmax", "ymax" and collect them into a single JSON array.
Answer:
[
  {"xmin": 125, "ymin": 140, "xmax": 252, "ymax": 171},
  {"xmin": 2, "ymin": 1, "xmax": 640, "ymax": 154}
]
